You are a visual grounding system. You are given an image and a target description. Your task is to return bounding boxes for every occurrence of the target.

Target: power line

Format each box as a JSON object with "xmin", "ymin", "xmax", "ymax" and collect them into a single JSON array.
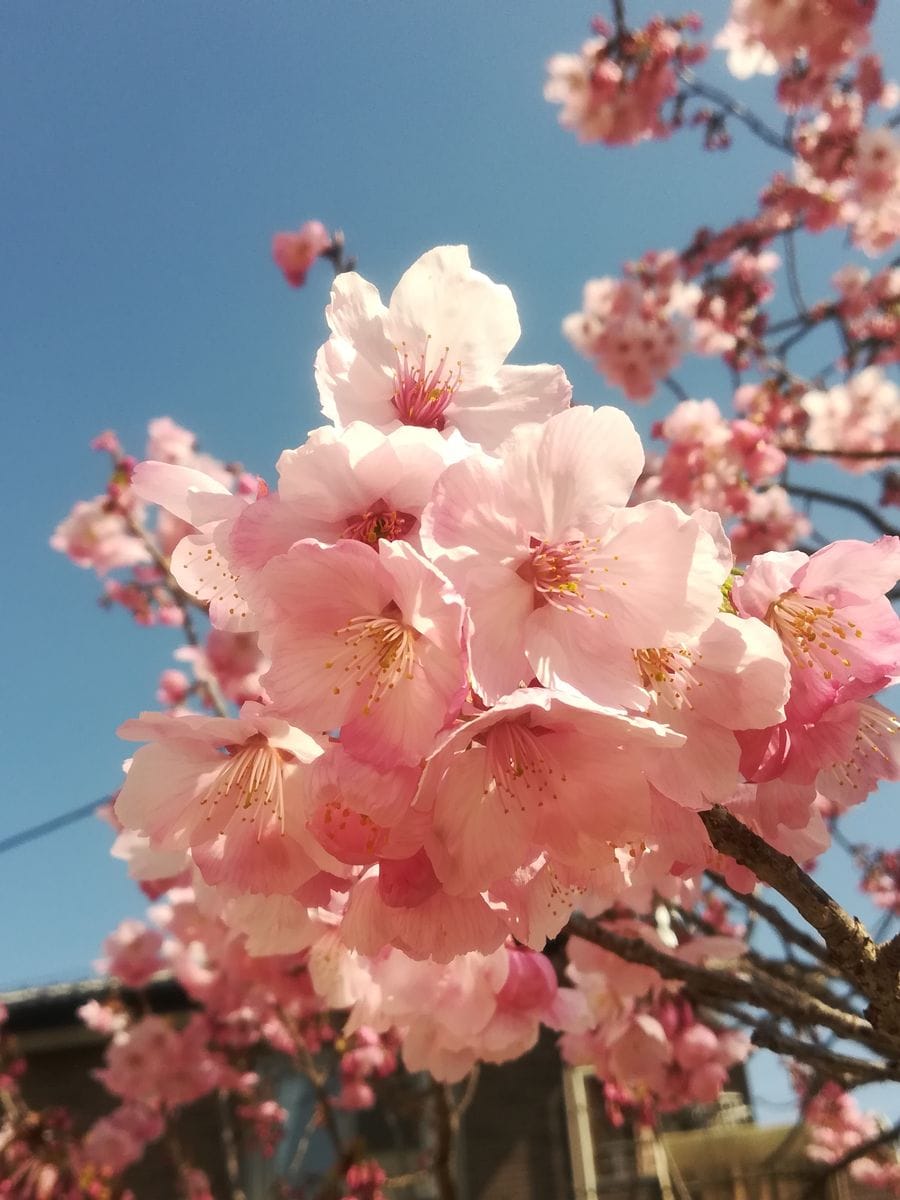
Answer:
[{"xmin": 0, "ymin": 800, "xmax": 107, "ymax": 856}]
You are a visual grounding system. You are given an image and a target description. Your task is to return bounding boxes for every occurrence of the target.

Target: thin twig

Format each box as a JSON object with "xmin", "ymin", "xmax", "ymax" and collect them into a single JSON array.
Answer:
[
  {"xmin": 296, "ymin": 1046, "xmax": 349, "ymax": 1166},
  {"xmin": 783, "ymin": 445, "xmax": 900, "ymax": 462},
  {"xmin": 663, "ymin": 375, "xmax": 690, "ymax": 403},
  {"xmin": 430, "ymin": 1082, "xmax": 458, "ymax": 1200},
  {"xmin": 783, "ymin": 227, "xmax": 808, "ymax": 319},
  {"xmin": 217, "ymin": 1089, "xmax": 248, "ymax": 1200},
  {"xmin": 124, "ymin": 513, "xmax": 229, "ymax": 715},
  {"xmin": 783, "ymin": 483, "xmax": 900, "ymax": 538},
  {"xmin": 450, "ymin": 1066, "xmax": 480, "ymax": 1128},
  {"xmin": 706, "ymin": 872, "xmax": 831, "ymax": 966},
  {"xmin": 321, "ymin": 230, "xmax": 356, "ymax": 276},
  {"xmin": 748, "ymin": 1022, "xmax": 894, "ymax": 1088},
  {"xmin": 677, "ymin": 68, "xmax": 793, "ymax": 153}
]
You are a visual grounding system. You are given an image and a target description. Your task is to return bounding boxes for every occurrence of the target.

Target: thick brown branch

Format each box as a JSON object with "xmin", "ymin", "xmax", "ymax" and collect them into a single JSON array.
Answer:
[
  {"xmin": 564, "ymin": 914, "xmax": 889, "ymax": 1052},
  {"xmin": 700, "ymin": 807, "xmax": 900, "ymax": 1041}
]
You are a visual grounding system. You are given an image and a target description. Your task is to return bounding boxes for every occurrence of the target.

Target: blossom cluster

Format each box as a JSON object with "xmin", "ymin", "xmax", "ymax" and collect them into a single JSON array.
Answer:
[
  {"xmin": 53, "ymin": 248, "xmax": 900, "ymax": 1116},
  {"xmin": 29, "ymin": 0, "xmax": 900, "ymax": 1192},
  {"xmin": 563, "ymin": 250, "xmax": 699, "ymax": 400},
  {"xmin": 545, "ymin": 12, "xmax": 705, "ymax": 146},
  {"xmin": 802, "ymin": 1079, "xmax": 900, "ymax": 1195}
]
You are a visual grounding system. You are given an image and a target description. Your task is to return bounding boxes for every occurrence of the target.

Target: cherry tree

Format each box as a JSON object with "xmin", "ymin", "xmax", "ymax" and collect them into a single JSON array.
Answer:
[{"xmin": 4, "ymin": 2, "xmax": 900, "ymax": 1197}]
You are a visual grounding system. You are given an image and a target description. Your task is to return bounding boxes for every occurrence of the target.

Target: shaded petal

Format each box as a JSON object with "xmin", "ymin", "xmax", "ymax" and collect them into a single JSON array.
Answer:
[{"xmin": 451, "ymin": 363, "xmax": 572, "ymax": 451}]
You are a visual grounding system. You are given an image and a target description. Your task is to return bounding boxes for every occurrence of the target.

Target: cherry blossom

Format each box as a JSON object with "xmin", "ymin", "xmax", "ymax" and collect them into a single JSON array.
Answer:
[
  {"xmin": 116, "ymin": 703, "xmax": 338, "ymax": 894},
  {"xmin": 545, "ymin": 14, "xmax": 705, "ymax": 145},
  {"xmin": 422, "ymin": 404, "xmax": 726, "ymax": 706},
  {"xmin": 314, "ymin": 246, "xmax": 571, "ymax": 449},
  {"xmin": 732, "ymin": 538, "xmax": 900, "ymax": 722},
  {"xmin": 801, "ymin": 367, "xmax": 900, "ymax": 470},
  {"xmin": 563, "ymin": 261, "xmax": 698, "ymax": 401},
  {"xmin": 271, "ymin": 219, "xmax": 332, "ymax": 287},
  {"xmin": 255, "ymin": 537, "xmax": 467, "ymax": 768}
]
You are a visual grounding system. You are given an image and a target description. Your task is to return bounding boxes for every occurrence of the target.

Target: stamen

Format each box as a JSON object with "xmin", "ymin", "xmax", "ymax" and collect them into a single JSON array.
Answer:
[
  {"xmin": 324, "ymin": 613, "xmax": 418, "ymax": 713},
  {"xmin": 342, "ymin": 501, "xmax": 417, "ymax": 546},
  {"xmin": 519, "ymin": 536, "xmax": 612, "ymax": 619},
  {"xmin": 823, "ymin": 702, "xmax": 900, "ymax": 795},
  {"xmin": 767, "ymin": 590, "xmax": 856, "ymax": 676},
  {"xmin": 390, "ymin": 339, "xmax": 461, "ymax": 429},
  {"xmin": 634, "ymin": 646, "xmax": 701, "ymax": 709},
  {"xmin": 482, "ymin": 722, "xmax": 562, "ymax": 813},
  {"xmin": 199, "ymin": 735, "xmax": 286, "ymax": 835}
]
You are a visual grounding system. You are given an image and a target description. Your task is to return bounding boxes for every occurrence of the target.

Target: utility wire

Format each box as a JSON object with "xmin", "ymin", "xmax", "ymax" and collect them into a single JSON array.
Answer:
[{"xmin": 0, "ymin": 799, "xmax": 107, "ymax": 856}]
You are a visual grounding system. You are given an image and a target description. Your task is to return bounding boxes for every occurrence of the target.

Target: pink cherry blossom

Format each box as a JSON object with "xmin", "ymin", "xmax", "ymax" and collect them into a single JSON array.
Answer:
[
  {"xmin": 228, "ymin": 421, "xmax": 465, "ymax": 597},
  {"xmin": 116, "ymin": 702, "xmax": 339, "ymax": 895},
  {"xmin": 714, "ymin": 18, "xmax": 777, "ymax": 79},
  {"xmin": 306, "ymin": 744, "xmax": 424, "ymax": 866},
  {"xmin": 728, "ymin": 486, "xmax": 812, "ymax": 561},
  {"xmin": 651, "ymin": 398, "xmax": 786, "ymax": 515},
  {"xmin": 130, "ymin": 460, "xmax": 258, "ymax": 633},
  {"xmin": 633, "ymin": 613, "xmax": 790, "ymax": 811},
  {"xmin": 83, "ymin": 1104, "xmax": 163, "ymax": 1174},
  {"xmin": 545, "ymin": 16, "xmax": 705, "ymax": 146},
  {"xmin": 850, "ymin": 127, "xmax": 900, "ymax": 255},
  {"xmin": 78, "ymin": 1000, "xmax": 129, "ymax": 1037},
  {"xmin": 859, "ymin": 848, "xmax": 900, "ymax": 916},
  {"xmin": 272, "ymin": 220, "xmax": 331, "ymax": 287},
  {"xmin": 95, "ymin": 919, "xmax": 165, "ymax": 988},
  {"xmin": 563, "ymin": 268, "xmax": 697, "ymax": 401},
  {"xmin": 422, "ymin": 405, "xmax": 727, "ymax": 707},
  {"xmin": 339, "ymin": 853, "xmax": 510, "ymax": 963},
  {"xmin": 801, "ymin": 367, "xmax": 900, "ymax": 471},
  {"xmin": 314, "ymin": 246, "xmax": 571, "ymax": 450},
  {"xmin": 256, "ymin": 537, "xmax": 467, "ymax": 768},
  {"xmin": 51, "ymin": 497, "xmax": 150, "ymax": 575},
  {"xmin": 733, "ymin": 538, "xmax": 900, "ymax": 722},
  {"xmin": 416, "ymin": 689, "xmax": 683, "ymax": 902},
  {"xmin": 96, "ymin": 1014, "xmax": 223, "ymax": 1108},
  {"xmin": 723, "ymin": 0, "xmax": 875, "ymax": 81},
  {"xmin": 176, "ymin": 630, "xmax": 269, "ymax": 706},
  {"xmin": 341, "ymin": 944, "xmax": 586, "ymax": 1082}
]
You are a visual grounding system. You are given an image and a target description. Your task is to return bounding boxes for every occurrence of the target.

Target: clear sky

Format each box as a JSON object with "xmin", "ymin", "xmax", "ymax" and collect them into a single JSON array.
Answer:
[{"xmin": 2, "ymin": 0, "xmax": 898, "ymax": 1123}]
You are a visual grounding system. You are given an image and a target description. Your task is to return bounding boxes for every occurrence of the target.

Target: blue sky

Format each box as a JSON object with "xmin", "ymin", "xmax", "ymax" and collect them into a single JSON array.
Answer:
[{"xmin": 2, "ymin": 0, "xmax": 898, "ymax": 1122}]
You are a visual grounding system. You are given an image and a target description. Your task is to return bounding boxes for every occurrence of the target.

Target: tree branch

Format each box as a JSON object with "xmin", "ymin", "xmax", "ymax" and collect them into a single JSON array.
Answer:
[
  {"xmin": 706, "ymin": 872, "xmax": 832, "ymax": 966},
  {"xmin": 430, "ymin": 1082, "xmax": 458, "ymax": 1200},
  {"xmin": 124, "ymin": 513, "xmax": 229, "ymax": 716},
  {"xmin": 783, "ymin": 483, "xmax": 900, "ymax": 538},
  {"xmin": 784, "ymin": 446, "xmax": 900, "ymax": 463},
  {"xmin": 747, "ymin": 1021, "xmax": 894, "ymax": 1088},
  {"xmin": 677, "ymin": 69, "xmax": 793, "ymax": 154},
  {"xmin": 564, "ymin": 914, "xmax": 891, "ymax": 1054},
  {"xmin": 782, "ymin": 227, "xmax": 808, "ymax": 319},
  {"xmin": 700, "ymin": 807, "xmax": 900, "ymax": 1042}
]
